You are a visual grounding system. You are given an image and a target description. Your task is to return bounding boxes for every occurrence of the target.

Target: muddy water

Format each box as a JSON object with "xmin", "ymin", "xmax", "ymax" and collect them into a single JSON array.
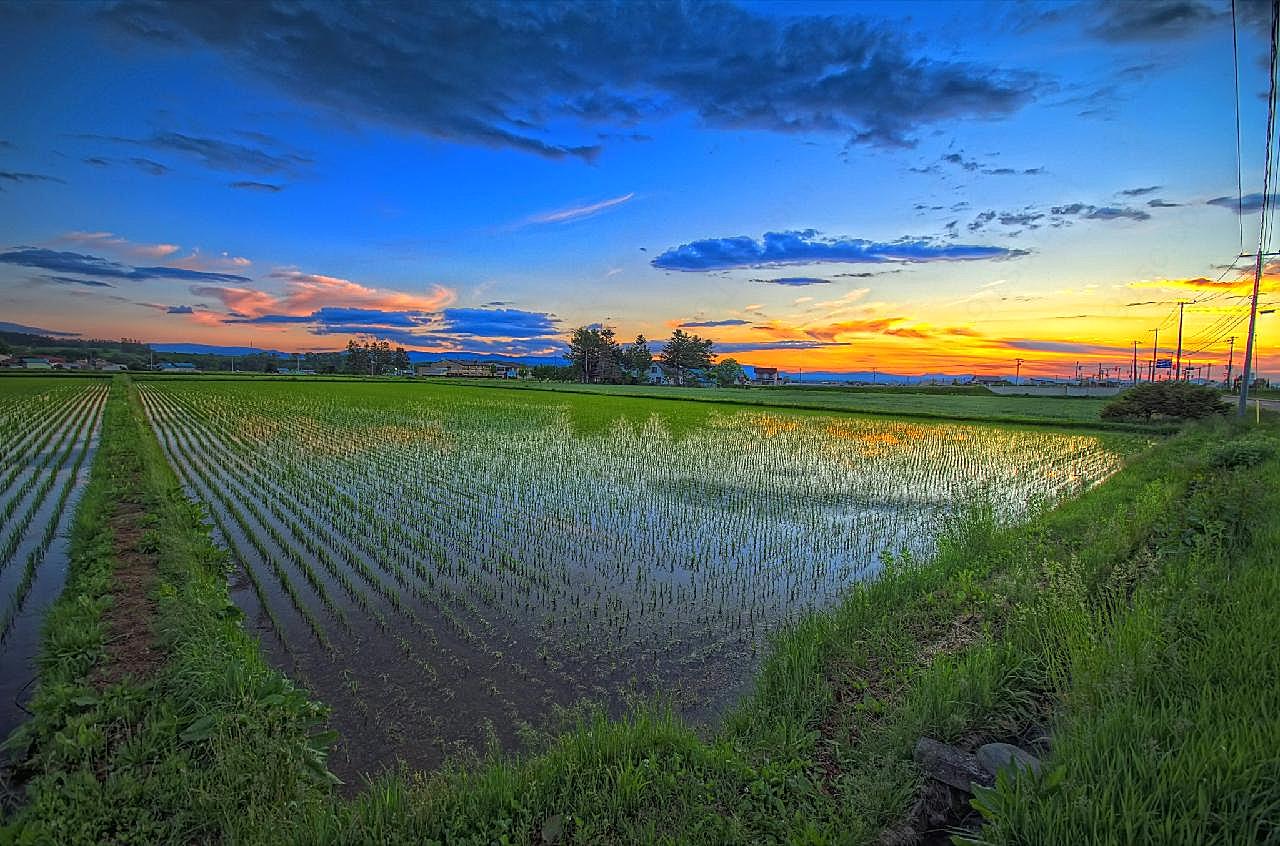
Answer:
[{"xmin": 138, "ymin": 382, "xmax": 1132, "ymax": 783}]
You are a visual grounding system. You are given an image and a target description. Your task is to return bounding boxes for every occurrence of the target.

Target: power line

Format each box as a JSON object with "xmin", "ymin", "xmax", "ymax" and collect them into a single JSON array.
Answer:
[
  {"xmin": 1239, "ymin": 0, "xmax": 1280, "ymax": 414},
  {"xmin": 1234, "ymin": 0, "xmax": 1246, "ymax": 253}
]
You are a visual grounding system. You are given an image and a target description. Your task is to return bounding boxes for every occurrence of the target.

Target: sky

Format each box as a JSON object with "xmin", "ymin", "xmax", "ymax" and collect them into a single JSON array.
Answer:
[{"xmin": 2, "ymin": 0, "xmax": 1279, "ymax": 378}]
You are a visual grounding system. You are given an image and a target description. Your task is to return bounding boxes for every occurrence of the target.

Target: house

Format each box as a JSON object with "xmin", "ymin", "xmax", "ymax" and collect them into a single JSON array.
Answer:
[
  {"xmin": 415, "ymin": 360, "xmax": 492, "ymax": 378},
  {"xmin": 499, "ymin": 366, "xmax": 523, "ymax": 379},
  {"xmin": 754, "ymin": 366, "xmax": 780, "ymax": 386},
  {"xmin": 644, "ymin": 362, "xmax": 674, "ymax": 385},
  {"xmin": 97, "ymin": 362, "xmax": 126, "ymax": 372},
  {"xmin": 156, "ymin": 362, "xmax": 200, "ymax": 373},
  {"xmin": 971, "ymin": 375, "xmax": 1008, "ymax": 386},
  {"xmin": 21, "ymin": 357, "xmax": 53, "ymax": 370}
]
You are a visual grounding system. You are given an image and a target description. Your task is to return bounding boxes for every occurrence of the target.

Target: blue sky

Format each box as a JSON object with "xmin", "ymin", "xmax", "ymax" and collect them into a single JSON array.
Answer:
[{"xmin": 1, "ymin": 0, "xmax": 1277, "ymax": 375}]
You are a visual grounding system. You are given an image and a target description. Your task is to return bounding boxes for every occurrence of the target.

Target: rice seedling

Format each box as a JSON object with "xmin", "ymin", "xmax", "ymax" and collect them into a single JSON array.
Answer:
[
  {"xmin": 137, "ymin": 379, "xmax": 1134, "ymax": 777},
  {"xmin": 0, "ymin": 377, "xmax": 108, "ymax": 738}
]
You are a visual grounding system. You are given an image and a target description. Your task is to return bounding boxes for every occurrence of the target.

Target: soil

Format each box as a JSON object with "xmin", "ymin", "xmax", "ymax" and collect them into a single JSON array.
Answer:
[{"xmin": 94, "ymin": 482, "xmax": 163, "ymax": 687}]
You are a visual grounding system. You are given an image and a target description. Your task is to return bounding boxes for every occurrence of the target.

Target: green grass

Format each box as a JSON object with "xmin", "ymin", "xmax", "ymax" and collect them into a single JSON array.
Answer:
[
  {"xmin": 412, "ymin": 378, "xmax": 1152, "ymax": 430},
  {"xmin": 2, "ymin": 380, "xmax": 1274, "ymax": 843},
  {"xmin": 2, "ymin": 378, "xmax": 334, "ymax": 842}
]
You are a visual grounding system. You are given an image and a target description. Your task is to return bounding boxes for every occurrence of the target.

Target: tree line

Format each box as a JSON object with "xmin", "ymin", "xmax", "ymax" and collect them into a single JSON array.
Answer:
[
  {"xmin": 563, "ymin": 325, "xmax": 745, "ymax": 386},
  {"xmin": 344, "ymin": 339, "xmax": 411, "ymax": 375}
]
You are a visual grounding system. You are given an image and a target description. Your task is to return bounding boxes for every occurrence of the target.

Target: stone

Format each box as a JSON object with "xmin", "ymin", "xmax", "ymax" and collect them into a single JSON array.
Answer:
[
  {"xmin": 976, "ymin": 742, "xmax": 1043, "ymax": 780},
  {"xmin": 913, "ymin": 737, "xmax": 992, "ymax": 793}
]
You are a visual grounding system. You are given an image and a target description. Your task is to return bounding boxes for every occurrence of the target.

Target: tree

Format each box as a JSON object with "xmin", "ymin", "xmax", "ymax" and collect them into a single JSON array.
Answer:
[
  {"xmin": 712, "ymin": 357, "xmax": 746, "ymax": 387},
  {"xmin": 345, "ymin": 339, "xmax": 368, "ymax": 375},
  {"xmin": 660, "ymin": 329, "xmax": 714, "ymax": 385},
  {"xmin": 566, "ymin": 325, "xmax": 624, "ymax": 383},
  {"xmin": 622, "ymin": 335, "xmax": 652, "ymax": 376},
  {"xmin": 394, "ymin": 346, "xmax": 411, "ymax": 373},
  {"xmin": 1100, "ymin": 381, "xmax": 1227, "ymax": 422}
]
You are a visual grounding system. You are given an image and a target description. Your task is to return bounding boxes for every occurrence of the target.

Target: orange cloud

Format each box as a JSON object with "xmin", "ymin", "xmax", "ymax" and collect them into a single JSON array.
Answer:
[{"xmin": 190, "ymin": 271, "xmax": 455, "ymax": 320}]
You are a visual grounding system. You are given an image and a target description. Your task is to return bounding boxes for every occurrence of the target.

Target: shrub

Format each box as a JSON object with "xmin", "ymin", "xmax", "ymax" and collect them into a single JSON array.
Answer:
[
  {"xmin": 1100, "ymin": 382, "xmax": 1227, "ymax": 423},
  {"xmin": 1208, "ymin": 433, "xmax": 1275, "ymax": 469}
]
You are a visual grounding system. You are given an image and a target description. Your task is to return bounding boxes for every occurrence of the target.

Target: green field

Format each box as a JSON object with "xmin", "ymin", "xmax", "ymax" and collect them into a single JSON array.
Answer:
[
  {"xmin": 2, "ymin": 376, "xmax": 1276, "ymax": 844},
  {"xmin": 413, "ymin": 378, "xmax": 1122, "ymax": 427}
]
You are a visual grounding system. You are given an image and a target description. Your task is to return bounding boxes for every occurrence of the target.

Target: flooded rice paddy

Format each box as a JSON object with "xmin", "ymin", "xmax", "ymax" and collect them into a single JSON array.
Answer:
[
  {"xmin": 138, "ymin": 380, "xmax": 1133, "ymax": 779},
  {"xmin": 0, "ymin": 378, "xmax": 107, "ymax": 741}
]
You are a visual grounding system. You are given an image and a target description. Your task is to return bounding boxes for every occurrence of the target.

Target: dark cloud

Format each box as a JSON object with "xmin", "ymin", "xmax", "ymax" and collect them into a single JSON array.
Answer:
[
  {"xmin": 679, "ymin": 318, "xmax": 751, "ymax": 327},
  {"xmin": 750, "ymin": 276, "xmax": 832, "ymax": 286},
  {"xmin": 652, "ymin": 229, "xmax": 1025, "ymax": 271},
  {"xmin": 942, "ymin": 152, "xmax": 980, "ymax": 171},
  {"xmin": 1120, "ymin": 185, "xmax": 1162, "ymax": 196},
  {"xmin": 36, "ymin": 274, "xmax": 114, "ymax": 288},
  {"xmin": 100, "ymin": 0, "xmax": 1040, "ymax": 155},
  {"xmin": 1147, "ymin": 198, "xmax": 1180, "ymax": 207},
  {"xmin": 0, "ymin": 247, "xmax": 251, "ymax": 283},
  {"xmin": 229, "ymin": 180, "xmax": 284, "ymax": 192},
  {"xmin": 439, "ymin": 307, "xmax": 559, "ymax": 338},
  {"xmin": 0, "ymin": 170, "xmax": 65, "ymax": 185},
  {"xmin": 128, "ymin": 157, "xmax": 170, "ymax": 175},
  {"xmin": 1050, "ymin": 203, "xmax": 1150, "ymax": 221},
  {"xmin": 1207, "ymin": 192, "xmax": 1279, "ymax": 213},
  {"xmin": 166, "ymin": 304, "xmax": 193, "ymax": 313},
  {"xmin": 1086, "ymin": 0, "xmax": 1222, "ymax": 42}
]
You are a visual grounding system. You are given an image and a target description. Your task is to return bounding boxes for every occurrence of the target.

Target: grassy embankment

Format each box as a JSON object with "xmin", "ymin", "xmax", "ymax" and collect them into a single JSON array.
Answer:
[{"xmin": 3, "ymin": 378, "xmax": 1277, "ymax": 843}]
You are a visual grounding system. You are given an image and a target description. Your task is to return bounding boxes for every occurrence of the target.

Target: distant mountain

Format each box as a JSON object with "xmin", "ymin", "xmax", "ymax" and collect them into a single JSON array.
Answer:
[
  {"xmin": 0, "ymin": 322, "xmax": 81, "ymax": 338},
  {"xmin": 150, "ymin": 343, "xmax": 293, "ymax": 357}
]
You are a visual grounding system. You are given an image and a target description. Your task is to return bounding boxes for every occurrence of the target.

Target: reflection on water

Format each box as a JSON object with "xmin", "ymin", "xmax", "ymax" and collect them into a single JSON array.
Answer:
[{"xmin": 141, "ymin": 382, "xmax": 1131, "ymax": 780}]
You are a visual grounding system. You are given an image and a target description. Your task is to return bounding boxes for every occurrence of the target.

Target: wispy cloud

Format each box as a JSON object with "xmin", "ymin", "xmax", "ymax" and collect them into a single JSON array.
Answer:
[
  {"xmin": 229, "ymin": 180, "xmax": 285, "ymax": 192},
  {"xmin": 0, "ymin": 170, "xmax": 64, "ymax": 185},
  {"xmin": 679, "ymin": 318, "xmax": 751, "ymax": 328},
  {"xmin": 526, "ymin": 192, "xmax": 634, "ymax": 225},
  {"xmin": 750, "ymin": 277, "xmax": 832, "ymax": 286}
]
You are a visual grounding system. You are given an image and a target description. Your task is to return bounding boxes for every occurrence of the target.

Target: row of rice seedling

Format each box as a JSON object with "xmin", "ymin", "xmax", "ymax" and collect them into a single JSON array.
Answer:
[
  {"xmin": 139, "ymin": 380, "xmax": 1129, "ymax": 775},
  {"xmin": 0, "ymin": 378, "xmax": 109, "ymax": 739}
]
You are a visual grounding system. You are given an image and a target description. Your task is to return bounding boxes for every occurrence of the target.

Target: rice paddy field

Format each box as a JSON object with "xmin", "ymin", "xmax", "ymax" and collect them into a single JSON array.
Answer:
[
  {"xmin": 0, "ymin": 377, "xmax": 108, "ymax": 739},
  {"xmin": 135, "ymin": 378, "xmax": 1139, "ymax": 778}
]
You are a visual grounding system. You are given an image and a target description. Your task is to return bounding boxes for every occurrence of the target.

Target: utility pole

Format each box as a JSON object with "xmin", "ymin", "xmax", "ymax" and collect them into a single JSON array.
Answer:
[
  {"xmin": 1226, "ymin": 336, "xmax": 1235, "ymax": 388},
  {"xmin": 1151, "ymin": 328, "xmax": 1159, "ymax": 381},
  {"xmin": 1174, "ymin": 301, "xmax": 1186, "ymax": 380},
  {"xmin": 1240, "ymin": 250, "xmax": 1265, "ymax": 414},
  {"xmin": 1131, "ymin": 340, "xmax": 1138, "ymax": 384},
  {"xmin": 1014, "ymin": 357, "xmax": 1024, "ymax": 386}
]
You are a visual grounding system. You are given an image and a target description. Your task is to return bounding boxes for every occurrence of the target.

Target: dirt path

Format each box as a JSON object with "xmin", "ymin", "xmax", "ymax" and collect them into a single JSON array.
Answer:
[{"xmin": 94, "ymin": 442, "xmax": 163, "ymax": 687}]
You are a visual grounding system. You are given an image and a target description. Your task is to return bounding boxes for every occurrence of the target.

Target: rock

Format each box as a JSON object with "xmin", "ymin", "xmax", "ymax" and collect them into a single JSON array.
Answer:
[
  {"xmin": 976, "ymin": 742, "xmax": 1042, "ymax": 780},
  {"xmin": 540, "ymin": 814, "xmax": 564, "ymax": 844},
  {"xmin": 913, "ymin": 737, "xmax": 992, "ymax": 792}
]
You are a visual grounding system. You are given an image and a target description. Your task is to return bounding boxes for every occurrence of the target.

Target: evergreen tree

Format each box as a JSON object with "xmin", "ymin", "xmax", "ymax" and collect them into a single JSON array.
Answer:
[
  {"xmin": 623, "ymin": 334, "xmax": 652, "ymax": 376},
  {"xmin": 660, "ymin": 329, "xmax": 714, "ymax": 385},
  {"xmin": 566, "ymin": 325, "xmax": 624, "ymax": 383}
]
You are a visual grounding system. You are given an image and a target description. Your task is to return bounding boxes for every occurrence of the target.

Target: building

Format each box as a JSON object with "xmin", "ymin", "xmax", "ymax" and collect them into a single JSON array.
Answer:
[
  {"xmin": 156, "ymin": 362, "xmax": 200, "ymax": 373},
  {"xmin": 754, "ymin": 366, "xmax": 780, "ymax": 386},
  {"xmin": 21, "ymin": 357, "xmax": 53, "ymax": 370},
  {"xmin": 414, "ymin": 360, "xmax": 492, "ymax": 378},
  {"xmin": 645, "ymin": 362, "xmax": 674, "ymax": 385}
]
